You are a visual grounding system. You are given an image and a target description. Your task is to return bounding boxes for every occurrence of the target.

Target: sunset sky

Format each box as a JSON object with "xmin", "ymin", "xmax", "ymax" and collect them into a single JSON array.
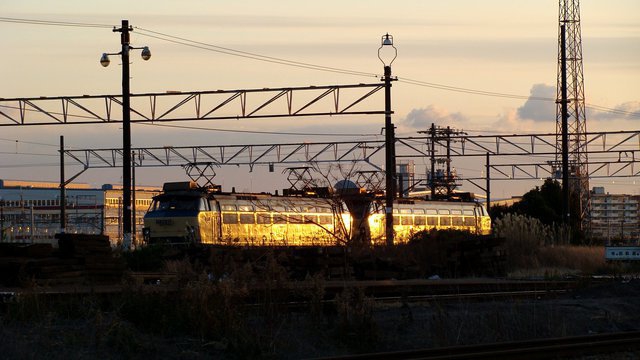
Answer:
[{"xmin": 1, "ymin": 0, "xmax": 638, "ymax": 197}]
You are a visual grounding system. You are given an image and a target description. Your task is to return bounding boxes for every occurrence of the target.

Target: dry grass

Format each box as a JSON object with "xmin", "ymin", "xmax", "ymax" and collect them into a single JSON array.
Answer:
[{"xmin": 494, "ymin": 213, "xmax": 615, "ymax": 277}]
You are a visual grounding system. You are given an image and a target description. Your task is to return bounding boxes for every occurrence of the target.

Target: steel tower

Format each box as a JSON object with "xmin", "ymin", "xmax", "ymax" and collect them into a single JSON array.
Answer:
[{"xmin": 556, "ymin": 0, "xmax": 590, "ymax": 233}]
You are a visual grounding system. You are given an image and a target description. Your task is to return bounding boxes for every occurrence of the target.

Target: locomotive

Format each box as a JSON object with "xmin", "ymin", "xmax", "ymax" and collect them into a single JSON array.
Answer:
[{"xmin": 142, "ymin": 181, "xmax": 491, "ymax": 246}]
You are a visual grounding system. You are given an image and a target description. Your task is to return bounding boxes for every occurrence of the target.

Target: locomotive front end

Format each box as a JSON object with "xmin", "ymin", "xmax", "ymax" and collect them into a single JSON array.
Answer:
[{"xmin": 143, "ymin": 182, "xmax": 211, "ymax": 245}]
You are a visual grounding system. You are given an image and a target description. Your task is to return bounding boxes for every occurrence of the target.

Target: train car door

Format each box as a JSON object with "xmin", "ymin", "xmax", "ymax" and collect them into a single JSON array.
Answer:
[{"xmin": 209, "ymin": 199, "xmax": 222, "ymax": 244}]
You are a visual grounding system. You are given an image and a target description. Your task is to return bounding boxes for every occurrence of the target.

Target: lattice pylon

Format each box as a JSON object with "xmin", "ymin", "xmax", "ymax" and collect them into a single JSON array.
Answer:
[{"xmin": 555, "ymin": 0, "xmax": 590, "ymax": 232}]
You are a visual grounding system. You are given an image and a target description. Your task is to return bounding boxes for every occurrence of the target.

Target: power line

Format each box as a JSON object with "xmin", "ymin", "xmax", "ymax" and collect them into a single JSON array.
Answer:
[
  {"xmin": 134, "ymin": 28, "xmax": 378, "ymax": 78},
  {"xmin": 0, "ymin": 137, "xmax": 59, "ymax": 148},
  {"xmin": 1, "ymin": 16, "xmax": 637, "ymax": 119},
  {"xmin": 0, "ymin": 16, "xmax": 112, "ymax": 28},
  {"xmin": 0, "ymin": 151, "xmax": 57, "ymax": 157},
  {"xmin": 135, "ymin": 122, "xmax": 382, "ymax": 137}
]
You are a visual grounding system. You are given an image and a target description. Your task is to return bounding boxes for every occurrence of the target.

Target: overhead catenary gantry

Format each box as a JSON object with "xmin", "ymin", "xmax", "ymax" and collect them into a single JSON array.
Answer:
[
  {"xmin": 0, "ymin": 83, "xmax": 385, "ymax": 126},
  {"xmin": 62, "ymin": 130, "xmax": 640, "ymax": 186}
]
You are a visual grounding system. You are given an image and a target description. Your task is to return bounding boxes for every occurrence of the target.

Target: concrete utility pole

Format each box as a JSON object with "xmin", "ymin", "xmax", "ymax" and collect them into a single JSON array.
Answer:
[
  {"xmin": 100, "ymin": 20, "xmax": 150, "ymax": 248},
  {"xmin": 378, "ymin": 34, "xmax": 397, "ymax": 246}
]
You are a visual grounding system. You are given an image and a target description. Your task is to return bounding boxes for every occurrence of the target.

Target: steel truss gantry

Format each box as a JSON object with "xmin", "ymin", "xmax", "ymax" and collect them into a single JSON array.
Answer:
[
  {"xmin": 62, "ymin": 130, "xmax": 640, "ymax": 185},
  {"xmin": 0, "ymin": 83, "xmax": 385, "ymax": 126}
]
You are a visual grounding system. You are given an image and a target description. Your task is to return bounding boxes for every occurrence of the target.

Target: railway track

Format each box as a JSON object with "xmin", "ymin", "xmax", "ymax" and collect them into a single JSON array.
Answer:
[{"xmin": 313, "ymin": 331, "xmax": 640, "ymax": 360}]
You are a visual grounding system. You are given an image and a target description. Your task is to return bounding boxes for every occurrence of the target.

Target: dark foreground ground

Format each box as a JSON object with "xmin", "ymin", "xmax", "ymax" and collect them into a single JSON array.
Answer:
[{"xmin": 1, "ymin": 277, "xmax": 639, "ymax": 359}]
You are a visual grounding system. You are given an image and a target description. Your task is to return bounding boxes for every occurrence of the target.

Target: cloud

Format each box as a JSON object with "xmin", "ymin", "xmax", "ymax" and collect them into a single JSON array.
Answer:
[
  {"xmin": 588, "ymin": 101, "xmax": 640, "ymax": 121},
  {"xmin": 516, "ymin": 83, "xmax": 556, "ymax": 121},
  {"xmin": 400, "ymin": 105, "xmax": 469, "ymax": 131}
]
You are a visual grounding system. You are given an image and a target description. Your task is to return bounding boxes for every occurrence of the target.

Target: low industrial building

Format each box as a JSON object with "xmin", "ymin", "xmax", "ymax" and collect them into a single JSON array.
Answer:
[{"xmin": 0, "ymin": 179, "xmax": 160, "ymax": 247}]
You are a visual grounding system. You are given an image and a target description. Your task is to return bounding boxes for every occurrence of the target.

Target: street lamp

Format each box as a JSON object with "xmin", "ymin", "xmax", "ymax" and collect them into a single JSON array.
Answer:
[
  {"xmin": 378, "ymin": 33, "xmax": 397, "ymax": 246},
  {"xmin": 100, "ymin": 20, "xmax": 151, "ymax": 249}
]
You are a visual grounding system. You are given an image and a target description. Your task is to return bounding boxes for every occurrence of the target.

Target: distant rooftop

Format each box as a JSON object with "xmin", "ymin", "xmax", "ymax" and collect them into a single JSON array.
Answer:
[
  {"xmin": 0, "ymin": 179, "xmax": 90, "ymax": 189},
  {"xmin": 0, "ymin": 179, "xmax": 161, "ymax": 192}
]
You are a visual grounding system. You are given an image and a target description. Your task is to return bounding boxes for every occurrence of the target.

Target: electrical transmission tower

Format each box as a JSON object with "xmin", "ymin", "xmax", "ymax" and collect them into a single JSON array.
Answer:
[{"xmin": 556, "ymin": 0, "xmax": 590, "ymax": 233}]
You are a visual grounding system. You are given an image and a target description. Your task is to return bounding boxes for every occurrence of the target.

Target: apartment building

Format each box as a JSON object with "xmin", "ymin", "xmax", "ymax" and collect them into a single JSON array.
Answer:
[{"xmin": 590, "ymin": 187, "xmax": 640, "ymax": 243}]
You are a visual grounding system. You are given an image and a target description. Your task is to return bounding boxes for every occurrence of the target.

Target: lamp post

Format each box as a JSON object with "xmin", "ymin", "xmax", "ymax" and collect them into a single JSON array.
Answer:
[
  {"xmin": 100, "ymin": 20, "xmax": 151, "ymax": 249},
  {"xmin": 378, "ymin": 33, "xmax": 397, "ymax": 246},
  {"xmin": 0, "ymin": 197, "xmax": 4, "ymax": 242}
]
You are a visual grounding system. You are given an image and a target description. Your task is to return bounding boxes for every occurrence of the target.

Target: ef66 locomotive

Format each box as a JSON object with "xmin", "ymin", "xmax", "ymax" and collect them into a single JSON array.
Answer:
[{"xmin": 143, "ymin": 181, "xmax": 491, "ymax": 246}]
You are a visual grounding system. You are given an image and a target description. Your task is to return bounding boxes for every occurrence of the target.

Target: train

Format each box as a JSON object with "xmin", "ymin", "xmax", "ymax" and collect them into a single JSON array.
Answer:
[{"xmin": 142, "ymin": 181, "xmax": 491, "ymax": 246}]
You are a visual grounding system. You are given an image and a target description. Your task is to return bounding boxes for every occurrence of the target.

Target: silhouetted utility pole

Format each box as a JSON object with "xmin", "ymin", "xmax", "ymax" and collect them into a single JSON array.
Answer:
[
  {"xmin": 560, "ymin": 24, "xmax": 570, "ymax": 242},
  {"xmin": 378, "ymin": 34, "xmax": 397, "ymax": 246},
  {"xmin": 100, "ymin": 20, "xmax": 150, "ymax": 248}
]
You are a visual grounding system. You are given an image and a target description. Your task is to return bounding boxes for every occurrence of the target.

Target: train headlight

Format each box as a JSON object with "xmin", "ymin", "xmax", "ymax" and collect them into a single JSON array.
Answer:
[{"xmin": 142, "ymin": 227, "xmax": 151, "ymax": 242}]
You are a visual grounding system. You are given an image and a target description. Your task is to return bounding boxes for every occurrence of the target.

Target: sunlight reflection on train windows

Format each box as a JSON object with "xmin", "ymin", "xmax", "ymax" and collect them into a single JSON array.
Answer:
[{"xmin": 318, "ymin": 215, "xmax": 332, "ymax": 225}]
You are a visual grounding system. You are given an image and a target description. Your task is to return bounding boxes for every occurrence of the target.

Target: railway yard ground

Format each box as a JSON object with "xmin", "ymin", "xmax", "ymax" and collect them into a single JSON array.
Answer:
[{"xmin": 1, "ymin": 239, "xmax": 640, "ymax": 359}]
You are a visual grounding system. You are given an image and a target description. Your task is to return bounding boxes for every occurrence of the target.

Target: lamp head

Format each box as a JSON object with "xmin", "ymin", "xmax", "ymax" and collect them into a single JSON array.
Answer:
[
  {"xmin": 100, "ymin": 53, "xmax": 110, "ymax": 67},
  {"xmin": 141, "ymin": 46, "xmax": 151, "ymax": 61},
  {"xmin": 382, "ymin": 33, "xmax": 393, "ymax": 46},
  {"xmin": 377, "ymin": 33, "xmax": 397, "ymax": 66}
]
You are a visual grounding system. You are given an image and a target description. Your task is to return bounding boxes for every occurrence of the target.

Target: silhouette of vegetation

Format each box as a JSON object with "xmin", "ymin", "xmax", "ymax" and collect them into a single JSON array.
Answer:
[{"xmin": 489, "ymin": 179, "xmax": 586, "ymax": 244}]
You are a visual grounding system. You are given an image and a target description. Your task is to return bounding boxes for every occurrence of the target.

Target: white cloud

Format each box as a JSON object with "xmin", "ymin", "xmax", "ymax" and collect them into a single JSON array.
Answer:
[
  {"xmin": 588, "ymin": 101, "xmax": 640, "ymax": 121},
  {"xmin": 399, "ymin": 105, "xmax": 469, "ymax": 133},
  {"xmin": 516, "ymin": 83, "xmax": 556, "ymax": 122}
]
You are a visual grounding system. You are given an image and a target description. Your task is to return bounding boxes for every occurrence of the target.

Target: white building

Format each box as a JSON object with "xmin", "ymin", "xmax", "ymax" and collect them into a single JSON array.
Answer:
[
  {"xmin": 0, "ymin": 179, "xmax": 160, "ymax": 247},
  {"xmin": 590, "ymin": 187, "xmax": 640, "ymax": 244}
]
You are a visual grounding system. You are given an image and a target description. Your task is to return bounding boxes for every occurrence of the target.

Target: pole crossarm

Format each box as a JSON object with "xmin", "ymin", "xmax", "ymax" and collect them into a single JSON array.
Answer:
[{"xmin": 0, "ymin": 83, "xmax": 385, "ymax": 126}]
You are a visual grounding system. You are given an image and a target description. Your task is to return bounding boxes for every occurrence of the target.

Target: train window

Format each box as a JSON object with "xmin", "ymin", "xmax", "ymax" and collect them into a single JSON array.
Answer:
[
  {"xmin": 452, "ymin": 217, "xmax": 463, "ymax": 226},
  {"xmin": 414, "ymin": 216, "xmax": 426, "ymax": 225},
  {"xmin": 401, "ymin": 216, "xmax": 413, "ymax": 225},
  {"xmin": 400, "ymin": 208, "xmax": 412, "ymax": 214},
  {"xmin": 238, "ymin": 205, "xmax": 254, "ymax": 212},
  {"xmin": 438, "ymin": 209, "xmax": 450, "ymax": 215},
  {"xmin": 414, "ymin": 209, "xmax": 426, "ymax": 214},
  {"xmin": 157, "ymin": 197, "xmax": 202, "ymax": 211},
  {"xmin": 240, "ymin": 213, "xmax": 255, "ymax": 224},
  {"xmin": 289, "ymin": 215, "xmax": 303, "ymax": 224},
  {"xmin": 393, "ymin": 209, "xmax": 399, "ymax": 214},
  {"xmin": 426, "ymin": 209, "xmax": 437, "ymax": 215},
  {"xmin": 222, "ymin": 213, "xmax": 238, "ymax": 224},
  {"xmin": 257, "ymin": 213, "xmax": 271, "ymax": 224},
  {"xmin": 317, "ymin": 207, "xmax": 332, "ymax": 213},
  {"xmin": 464, "ymin": 217, "xmax": 476, "ymax": 226},
  {"xmin": 393, "ymin": 216, "xmax": 400, "ymax": 225},
  {"xmin": 200, "ymin": 198, "xmax": 209, "ymax": 211},
  {"xmin": 318, "ymin": 215, "xmax": 332, "ymax": 225},
  {"xmin": 273, "ymin": 214, "xmax": 287, "ymax": 224},
  {"xmin": 273, "ymin": 205, "xmax": 286, "ymax": 212},
  {"xmin": 440, "ymin": 217, "xmax": 451, "ymax": 226},
  {"xmin": 451, "ymin": 209, "xmax": 462, "ymax": 215},
  {"xmin": 463, "ymin": 210, "xmax": 474, "ymax": 216},
  {"xmin": 427, "ymin": 216, "xmax": 437, "ymax": 226},
  {"xmin": 221, "ymin": 204, "xmax": 237, "ymax": 211}
]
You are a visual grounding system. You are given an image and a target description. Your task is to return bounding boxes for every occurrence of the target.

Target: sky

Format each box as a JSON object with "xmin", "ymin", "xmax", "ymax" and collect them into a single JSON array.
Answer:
[{"xmin": 0, "ymin": 0, "xmax": 639, "ymax": 197}]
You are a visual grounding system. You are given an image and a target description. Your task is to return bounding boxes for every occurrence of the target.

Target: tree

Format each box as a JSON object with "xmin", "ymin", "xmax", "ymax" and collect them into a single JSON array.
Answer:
[{"xmin": 490, "ymin": 179, "xmax": 585, "ymax": 244}]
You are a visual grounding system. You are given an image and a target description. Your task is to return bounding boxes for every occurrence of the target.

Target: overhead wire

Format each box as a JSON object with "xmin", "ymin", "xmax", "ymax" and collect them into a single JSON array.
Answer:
[
  {"xmin": 0, "ymin": 16, "xmax": 637, "ymax": 141},
  {"xmin": 134, "ymin": 27, "xmax": 378, "ymax": 78},
  {"xmin": 0, "ymin": 17, "xmax": 112, "ymax": 28},
  {"xmin": 134, "ymin": 122, "xmax": 383, "ymax": 137}
]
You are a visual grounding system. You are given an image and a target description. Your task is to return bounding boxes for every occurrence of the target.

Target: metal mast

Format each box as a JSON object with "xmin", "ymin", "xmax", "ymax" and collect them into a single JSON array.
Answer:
[{"xmin": 556, "ymin": 0, "xmax": 590, "ymax": 233}]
